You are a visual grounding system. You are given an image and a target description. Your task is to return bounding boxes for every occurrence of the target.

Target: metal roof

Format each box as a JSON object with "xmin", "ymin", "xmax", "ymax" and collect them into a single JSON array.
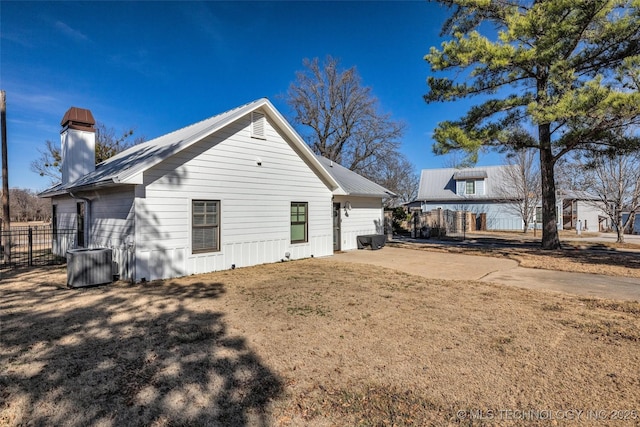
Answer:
[
  {"xmin": 40, "ymin": 98, "xmax": 340, "ymax": 197},
  {"xmin": 315, "ymin": 155, "xmax": 396, "ymax": 198},
  {"xmin": 417, "ymin": 165, "xmax": 516, "ymax": 201},
  {"xmin": 453, "ymin": 169, "xmax": 487, "ymax": 180}
]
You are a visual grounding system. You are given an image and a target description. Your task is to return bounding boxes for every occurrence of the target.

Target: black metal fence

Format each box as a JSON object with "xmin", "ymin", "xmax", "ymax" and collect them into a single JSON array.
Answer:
[{"xmin": 0, "ymin": 226, "xmax": 75, "ymax": 270}]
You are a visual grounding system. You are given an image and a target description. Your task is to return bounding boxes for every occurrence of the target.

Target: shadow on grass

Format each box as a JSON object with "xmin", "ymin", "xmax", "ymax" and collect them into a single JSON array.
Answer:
[
  {"xmin": 530, "ymin": 246, "xmax": 640, "ymax": 271},
  {"xmin": 397, "ymin": 236, "xmax": 640, "ymax": 272},
  {"xmin": 0, "ymin": 278, "xmax": 282, "ymax": 426}
]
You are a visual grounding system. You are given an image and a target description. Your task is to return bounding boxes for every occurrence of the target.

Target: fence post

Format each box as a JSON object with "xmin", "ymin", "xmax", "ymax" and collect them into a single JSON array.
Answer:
[{"xmin": 28, "ymin": 227, "xmax": 33, "ymax": 266}]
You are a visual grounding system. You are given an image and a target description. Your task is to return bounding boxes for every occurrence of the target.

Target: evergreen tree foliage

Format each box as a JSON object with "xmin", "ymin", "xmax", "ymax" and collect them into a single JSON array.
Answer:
[{"xmin": 425, "ymin": 0, "xmax": 640, "ymax": 249}]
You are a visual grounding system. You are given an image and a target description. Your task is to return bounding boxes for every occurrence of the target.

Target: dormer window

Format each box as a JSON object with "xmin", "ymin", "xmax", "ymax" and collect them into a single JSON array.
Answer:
[
  {"xmin": 453, "ymin": 169, "xmax": 487, "ymax": 196},
  {"xmin": 465, "ymin": 180, "xmax": 475, "ymax": 195}
]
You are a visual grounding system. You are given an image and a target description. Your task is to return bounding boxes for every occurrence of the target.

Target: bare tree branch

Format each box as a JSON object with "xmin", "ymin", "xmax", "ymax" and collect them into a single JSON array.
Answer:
[
  {"xmin": 286, "ymin": 55, "xmax": 414, "ymax": 201},
  {"xmin": 493, "ymin": 149, "xmax": 541, "ymax": 233}
]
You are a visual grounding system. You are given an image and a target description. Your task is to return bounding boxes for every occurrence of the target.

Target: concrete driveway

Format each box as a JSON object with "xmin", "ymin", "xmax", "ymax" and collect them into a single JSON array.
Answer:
[{"xmin": 330, "ymin": 246, "xmax": 640, "ymax": 301}]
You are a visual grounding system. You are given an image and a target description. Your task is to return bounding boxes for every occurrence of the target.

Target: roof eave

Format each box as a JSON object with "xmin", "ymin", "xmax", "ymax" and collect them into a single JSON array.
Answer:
[
  {"xmin": 417, "ymin": 196, "xmax": 521, "ymax": 202},
  {"xmin": 38, "ymin": 188, "xmax": 67, "ymax": 198},
  {"xmin": 40, "ymin": 178, "xmax": 136, "ymax": 197}
]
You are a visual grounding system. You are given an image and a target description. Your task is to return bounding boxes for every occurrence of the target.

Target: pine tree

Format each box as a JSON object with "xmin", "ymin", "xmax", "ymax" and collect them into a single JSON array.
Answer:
[{"xmin": 425, "ymin": 0, "xmax": 640, "ymax": 249}]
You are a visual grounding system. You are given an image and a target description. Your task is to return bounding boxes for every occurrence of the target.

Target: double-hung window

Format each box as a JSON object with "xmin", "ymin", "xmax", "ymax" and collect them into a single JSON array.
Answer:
[
  {"xmin": 465, "ymin": 180, "xmax": 475, "ymax": 195},
  {"xmin": 192, "ymin": 200, "xmax": 220, "ymax": 253},
  {"xmin": 291, "ymin": 202, "xmax": 308, "ymax": 243}
]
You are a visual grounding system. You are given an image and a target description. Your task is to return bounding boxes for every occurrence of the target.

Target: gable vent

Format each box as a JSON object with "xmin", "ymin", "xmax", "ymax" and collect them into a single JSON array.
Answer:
[{"xmin": 251, "ymin": 111, "xmax": 266, "ymax": 139}]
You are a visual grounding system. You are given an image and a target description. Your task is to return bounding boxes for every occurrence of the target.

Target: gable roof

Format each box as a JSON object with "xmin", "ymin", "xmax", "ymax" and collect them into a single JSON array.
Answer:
[
  {"xmin": 40, "ymin": 98, "xmax": 340, "ymax": 197},
  {"xmin": 315, "ymin": 155, "xmax": 395, "ymax": 198},
  {"xmin": 417, "ymin": 165, "xmax": 516, "ymax": 201}
]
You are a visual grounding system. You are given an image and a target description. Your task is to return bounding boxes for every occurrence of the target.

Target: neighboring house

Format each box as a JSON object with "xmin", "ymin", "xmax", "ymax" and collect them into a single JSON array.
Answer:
[
  {"xmin": 622, "ymin": 213, "xmax": 640, "ymax": 234},
  {"xmin": 417, "ymin": 166, "xmax": 609, "ymax": 231},
  {"xmin": 557, "ymin": 190, "xmax": 610, "ymax": 232},
  {"xmin": 417, "ymin": 166, "xmax": 530, "ymax": 231},
  {"xmin": 40, "ymin": 99, "xmax": 393, "ymax": 282}
]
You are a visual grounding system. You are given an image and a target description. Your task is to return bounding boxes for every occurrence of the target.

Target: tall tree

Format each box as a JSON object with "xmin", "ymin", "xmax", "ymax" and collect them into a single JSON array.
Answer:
[
  {"xmin": 4, "ymin": 188, "xmax": 50, "ymax": 222},
  {"xmin": 495, "ymin": 149, "xmax": 541, "ymax": 233},
  {"xmin": 424, "ymin": 0, "xmax": 640, "ymax": 249},
  {"xmin": 287, "ymin": 56, "xmax": 416, "ymax": 201},
  {"xmin": 31, "ymin": 122, "xmax": 144, "ymax": 184},
  {"xmin": 374, "ymin": 155, "xmax": 420, "ymax": 206}
]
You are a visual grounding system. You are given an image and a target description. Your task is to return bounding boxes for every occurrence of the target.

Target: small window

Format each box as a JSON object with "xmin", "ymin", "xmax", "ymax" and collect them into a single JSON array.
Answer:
[
  {"xmin": 291, "ymin": 202, "xmax": 308, "ymax": 243},
  {"xmin": 76, "ymin": 202, "xmax": 85, "ymax": 248},
  {"xmin": 251, "ymin": 111, "xmax": 266, "ymax": 139},
  {"xmin": 465, "ymin": 180, "xmax": 475, "ymax": 195},
  {"xmin": 536, "ymin": 207, "xmax": 542, "ymax": 223},
  {"xmin": 192, "ymin": 200, "xmax": 220, "ymax": 253}
]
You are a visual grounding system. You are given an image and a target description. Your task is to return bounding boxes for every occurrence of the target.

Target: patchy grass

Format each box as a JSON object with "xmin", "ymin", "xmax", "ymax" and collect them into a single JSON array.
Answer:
[
  {"xmin": 2, "ymin": 260, "xmax": 640, "ymax": 426},
  {"xmin": 389, "ymin": 234, "xmax": 640, "ymax": 278}
]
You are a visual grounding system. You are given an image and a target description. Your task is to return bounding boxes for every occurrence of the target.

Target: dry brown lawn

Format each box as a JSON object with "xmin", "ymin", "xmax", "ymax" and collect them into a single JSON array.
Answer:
[
  {"xmin": 2, "ymin": 260, "xmax": 640, "ymax": 426},
  {"xmin": 390, "ymin": 232, "xmax": 640, "ymax": 279}
]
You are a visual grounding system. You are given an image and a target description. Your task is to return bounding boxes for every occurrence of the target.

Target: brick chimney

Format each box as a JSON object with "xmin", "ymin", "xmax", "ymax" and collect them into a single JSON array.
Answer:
[{"xmin": 60, "ymin": 107, "xmax": 96, "ymax": 185}]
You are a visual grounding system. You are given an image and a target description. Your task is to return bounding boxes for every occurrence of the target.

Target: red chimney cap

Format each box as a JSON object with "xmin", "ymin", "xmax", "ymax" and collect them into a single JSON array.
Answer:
[{"xmin": 61, "ymin": 107, "xmax": 95, "ymax": 132}]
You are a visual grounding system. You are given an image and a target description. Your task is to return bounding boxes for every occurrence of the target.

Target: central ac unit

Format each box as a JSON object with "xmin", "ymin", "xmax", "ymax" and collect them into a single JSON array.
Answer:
[{"xmin": 67, "ymin": 248, "xmax": 113, "ymax": 288}]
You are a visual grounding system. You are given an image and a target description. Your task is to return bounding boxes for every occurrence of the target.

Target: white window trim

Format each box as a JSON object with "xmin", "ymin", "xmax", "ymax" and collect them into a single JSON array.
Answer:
[
  {"xmin": 191, "ymin": 199, "xmax": 221, "ymax": 254},
  {"xmin": 465, "ymin": 180, "xmax": 476, "ymax": 195}
]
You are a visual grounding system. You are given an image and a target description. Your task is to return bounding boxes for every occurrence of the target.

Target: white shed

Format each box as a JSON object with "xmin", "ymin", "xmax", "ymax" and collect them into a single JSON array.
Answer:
[{"xmin": 40, "ymin": 99, "xmax": 393, "ymax": 282}]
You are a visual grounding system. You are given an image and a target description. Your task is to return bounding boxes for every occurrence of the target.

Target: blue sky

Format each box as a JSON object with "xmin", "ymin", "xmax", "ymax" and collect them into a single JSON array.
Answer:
[{"xmin": 1, "ymin": 1, "xmax": 502, "ymax": 192}]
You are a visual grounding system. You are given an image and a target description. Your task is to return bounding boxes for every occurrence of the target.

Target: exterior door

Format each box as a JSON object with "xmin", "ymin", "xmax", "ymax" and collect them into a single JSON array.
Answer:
[{"xmin": 333, "ymin": 202, "xmax": 341, "ymax": 251}]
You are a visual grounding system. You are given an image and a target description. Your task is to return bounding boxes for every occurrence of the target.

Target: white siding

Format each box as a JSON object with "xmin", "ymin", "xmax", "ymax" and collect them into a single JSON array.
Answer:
[
  {"xmin": 576, "ymin": 201, "xmax": 604, "ymax": 232},
  {"xmin": 134, "ymin": 113, "xmax": 333, "ymax": 281},
  {"xmin": 89, "ymin": 187, "xmax": 136, "ymax": 281},
  {"xmin": 51, "ymin": 188, "xmax": 136, "ymax": 280},
  {"xmin": 334, "ymin": 196, "xmax": 384, "ymax": 251},
  {"xmin": 51, "ymin": 197, "xmax": 78, "ymax": 256}
]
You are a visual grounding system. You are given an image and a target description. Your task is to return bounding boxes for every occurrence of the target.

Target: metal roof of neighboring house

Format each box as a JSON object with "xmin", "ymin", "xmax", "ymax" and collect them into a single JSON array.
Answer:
[
  {"xmin": 315, "ymin": 155, "xmax": 396, "ymax": 198},
  {"xmin": 417, "ymin": 165, "xmax": 517, "ymax": 201},
  {"xmin": 453, "ymin": 169, "xmax": 488, "ymax": 180},
  {"xmin": 40, "ymin": 98, "xmax": 340, "ymax": 197}
]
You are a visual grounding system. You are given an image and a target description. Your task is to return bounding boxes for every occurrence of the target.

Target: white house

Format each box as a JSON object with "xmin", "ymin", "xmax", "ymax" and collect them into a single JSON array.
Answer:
[
  {"xmin": 558, "ymin": 190, "xmax": 610, "ymax": 232},
  {"xmin": 40, "ymin": 99, "xmax": 393, "ymax": 282},
  {"xmin": 417, "ymin": 166, "xmax": 609, "ymax": 231}
]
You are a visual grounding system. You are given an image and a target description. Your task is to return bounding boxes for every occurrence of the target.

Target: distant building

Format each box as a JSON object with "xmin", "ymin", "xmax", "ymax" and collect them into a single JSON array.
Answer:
[{"xmin": 417, "ymin": 166, "xmax": 609, "ymax": 231}]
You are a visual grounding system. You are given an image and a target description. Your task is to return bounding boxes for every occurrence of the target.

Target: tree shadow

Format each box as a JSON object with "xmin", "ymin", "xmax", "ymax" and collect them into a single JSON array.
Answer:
[
  {"xmin": 532, "ymin": 246, "xmax": 640, "ymax": 271},
  {"xmin": 0, "ymin": 277, "xmax": 283, "ymax": 426},
  {"xmin": 400, "ymin": 235, "xmax": 640, "ymax": 271}
]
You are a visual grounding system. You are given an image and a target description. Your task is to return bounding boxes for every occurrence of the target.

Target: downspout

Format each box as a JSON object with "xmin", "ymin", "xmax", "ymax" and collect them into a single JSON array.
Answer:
[{"xmin": 69, "ymin": 192, "xmax": 92, "ymax": 248}]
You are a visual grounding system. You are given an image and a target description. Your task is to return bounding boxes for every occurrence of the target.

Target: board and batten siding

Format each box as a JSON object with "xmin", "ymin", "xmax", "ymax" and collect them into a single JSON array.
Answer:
[
  {"xmin": 134, "ymin": 113, "xmax": 333, "ymax": 281},
  {"xmin": 334, "ymin": 196, "xmax": 384, "ymax": 251}
]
